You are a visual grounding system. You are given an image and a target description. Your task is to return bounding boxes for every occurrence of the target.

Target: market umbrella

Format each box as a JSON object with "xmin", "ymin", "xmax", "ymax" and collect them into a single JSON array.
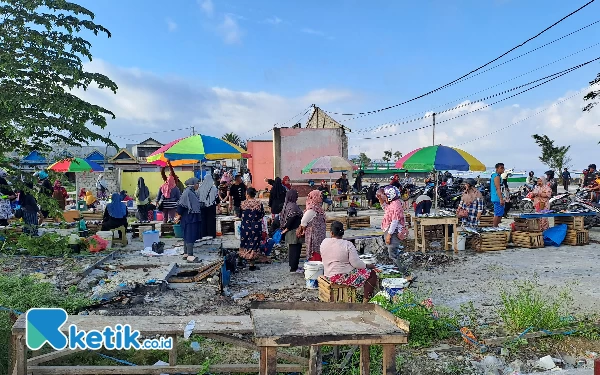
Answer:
[
  {"xmin": 301, "ymin": 156, "xmax": 358, "ymax": 174},
  {"xmin": 147, "ymin": 135, "xmax": 251, "ymax": 165},
  {"xmin": 395, "ymin": 146, "xmax": 485, "ymax": 210},
  {"xmin": 47, "ymin": 158, "xmax": 104, "ymax": 172}
]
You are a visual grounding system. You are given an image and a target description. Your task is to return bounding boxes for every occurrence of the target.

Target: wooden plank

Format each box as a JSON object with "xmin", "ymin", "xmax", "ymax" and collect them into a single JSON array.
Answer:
[
  {"xmin": 308, "ymin": 346, "xmax": 322, "ymax": 375},
  {"xmin": 360, "ymin": 345, "xmax": 370, "ymax": 375},
  {"xmin": 28, "ymin": 349, "xmax": 84, "ymax": 365},
  {"xmin": 372, "ymin": 305, "xmax": 410, "ymax": 332},
  {"xmin": 264, "ymin": 346, "xmax": 278, "ymax": 375},
  {"xmin": 254, "ymin": 335, "xmax": 408, "ymax": 347},
  {"xmin": 81, "ymin": 251, "xmax": 118, "ymax": 278},
  {"xmin": 382, "ymin": 345, "xmax": 396, "ymax": 375},
  {"xmin": 13, "ymin": 334, "xmax": 26, "ymax": 375},
  {"xmin": 168, "ymin": 335, "xmax": 177, "ymax": 366},
  {"xmin": 30, "ymin": 364, "xmax": 305, "ymax": 374},
  {"xmin": 203, "ymin": 334, "xmax": 308, "ymax": 365}
]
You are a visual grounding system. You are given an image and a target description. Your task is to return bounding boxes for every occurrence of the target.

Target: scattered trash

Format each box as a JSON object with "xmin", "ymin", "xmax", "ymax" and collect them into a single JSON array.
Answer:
[
  {"xmin": 427, "ymin": 351, "xmax": 439, "ymax": 360},
  {"xmin": 537, "ymin": 355, "xmax": 556, "ymax": 370},
  {"xmin": 232, "ymin": 290, "xmax": 249, "ymax": 301},
  {"xmin": 184, "ymin": 320, "xmax": 195, "ymax": 339},
  {"xmin": 190, "ymin": 341, "xmax": 200, "ymax": 352},
  {"xmin": 153, "ymin": 360, "xmax": 169, "ymax": 375}
]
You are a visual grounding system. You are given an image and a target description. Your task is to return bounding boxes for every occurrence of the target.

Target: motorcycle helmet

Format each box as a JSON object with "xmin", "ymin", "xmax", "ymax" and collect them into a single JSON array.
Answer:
[
  {"xmin": 545, "ymin": 170, "xmax": 555, "ymax": 179},
  {"xmin": 36, "ymin": 171, "xmax": 48, "ymax": 180},
  {"xmin": 465, "ymin": 178, "xmax": 477, "ymax": 187},
  {"xmin": 529, "ymin": 171, "xmax": 534, "ymax": 176},
  {"xmin": 588, "ymin": 164, "xmax": 596, "ymax": 170}
]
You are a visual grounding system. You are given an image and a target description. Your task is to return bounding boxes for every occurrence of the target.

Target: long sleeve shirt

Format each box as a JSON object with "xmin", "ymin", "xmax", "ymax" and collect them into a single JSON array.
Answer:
[
  {"xmin": 320, "ymin": 238, "xmax": 367, "ymax": 277},
  {"xmin": 301, "ymin": 209, "xmax": 316, "ymax": 227}
]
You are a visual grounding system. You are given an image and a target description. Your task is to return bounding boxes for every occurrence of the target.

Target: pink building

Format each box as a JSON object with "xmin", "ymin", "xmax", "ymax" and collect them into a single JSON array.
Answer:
[{"xmin": 247, "ymin": 140, "xmax": 274, "ymax": 191}]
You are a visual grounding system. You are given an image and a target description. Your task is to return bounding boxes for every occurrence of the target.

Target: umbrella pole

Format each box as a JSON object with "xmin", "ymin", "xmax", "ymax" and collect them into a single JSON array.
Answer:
[{"xmin": 434, "ymin": 170, "xmax": 438, "ymax": 212}]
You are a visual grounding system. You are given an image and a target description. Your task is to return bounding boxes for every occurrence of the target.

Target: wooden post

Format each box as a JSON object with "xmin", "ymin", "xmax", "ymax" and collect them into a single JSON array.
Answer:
[
  {"xmin": 332, "ymin": 345, "xmax": 340, "ymax": 361},
  {"xmin": 359, "ymin": 345, "xmax": 370, "ymax": 375},
  {"xmin": 453, "ymin": 222, "xmax": 458, "ymax": 254},
  {"xmin": 308, "ymin": 345, "xmax": 322, "ymax": 375},
  {"xmin": 420, "ymin": 224, "xmax": 425, "ymax": 254},
  {"xmin": 444, "ymin": 223, "xmax": 449, "ymax": 251},
  {"xmin": 12, "ymin": 334, "xmax": 27, "ymax": 375},
  {"xmin": 168, "ymin": 335, "xmax": 177, "ymax": 366},
  {"xmin": 265, "ymin": 347, "xmax": 278, "ymax": 375},
  {"xmin": 382, "ymin": 345, "xmax": 396, "ymax": 375}
]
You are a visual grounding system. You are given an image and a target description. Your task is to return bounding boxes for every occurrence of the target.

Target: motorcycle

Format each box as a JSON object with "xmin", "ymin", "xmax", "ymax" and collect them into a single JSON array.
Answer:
[
  {"xmin": 568, "ymin": 197, "xmax": 600, "ymax": 228},
  {"xmin": 548, "ymin": 192, "xmax": 571, "ymax": 211}
]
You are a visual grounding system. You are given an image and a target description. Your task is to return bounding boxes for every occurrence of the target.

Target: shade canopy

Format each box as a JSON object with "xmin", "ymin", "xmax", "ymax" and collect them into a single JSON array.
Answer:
[
  {"xmin": 47, "ymin": 158, "xmax": 104, "ymax": 172},
  {"xmin": 301, "ymin": 156, "xmax": 358, "ymax": 174},
  {"xmin": 147, "ymin": 134, "xmax": 251, "ymax": 166},
  {"xmin": 394, "ymin": 145, "xmax": 485, "ymax": 172}
]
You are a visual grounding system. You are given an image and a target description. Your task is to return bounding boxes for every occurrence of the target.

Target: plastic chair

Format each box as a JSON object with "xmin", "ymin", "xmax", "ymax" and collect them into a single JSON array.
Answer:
[{"xmin": 111, "ymin": 226, "xmax": 128, "ymax": 246}]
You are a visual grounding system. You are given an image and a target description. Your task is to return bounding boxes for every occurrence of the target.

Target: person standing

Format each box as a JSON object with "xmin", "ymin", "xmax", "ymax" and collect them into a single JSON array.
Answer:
[
  {"xmin": 561, "ymin": 168, "xmax": 571, "ymax": 192},
  {"xmin": 52, "ymin": 180, "xmax": 68, "ymax": 210},
  {"xmin": 19, "ymin": 182, "xmax": 39, "ymax": 236},
  {"xmin": 135, "ymin": 177, "xmax": 151, "ymax": 223},
  {"xmin": 353, "ymin": 170, "xmax": 365, "ymax": 192},
  {"xmin": 335, "ymin": 173, "xmax": 350, "ymax": 194},
  {"xmin": 545, "ymin": 170, "xmax": 558, "ymax": 197},
  {"xmin": 198, "ymin": 174, "xmax": 218, "ymax": 238},
  {"xmin": 381, "ymin": 186, "xmax": 407, "ymax": 262},
  {"xmin": 318, "ymin": 180, "xmax": 333, "ymax": 209},
  {"xmin": 532, "ymin": 176, "xmax": 552, "ymax": 230},
  {"xmin": 229, "ymin": 174, "xmax": 247, "ymax": 218},
  {"xmin": 299, "ymin": 190, "xmax": 326, "ymax": 261},
  {"xmin": 268, "ymin": 177, "xmax": 287, "ymax": 216},
  {"xmin": 177, "ymin": 178, "xmax": 202, "ymax": 260},
  {"xmin": 456, "ymin": 179, "xmax": 484, "ymax": 227},
  {"xmin": 279, "ymin": 190, "xmax": 303, "ymax": 273},
  {"xmin": 157, "ymin": 175, "xmax": 181, "ymax": 223},
  {"xmin": 491, "ymin": 163, "xmax": 505, "ymax": 227},
  {"xmin": 35, "ymin": 171, "xmax": 53, "ymax": 218},
  {"xmin": 238, "ymin": 188, "xmax": 265, "ymax": 271},
  {"xmin": 0, "ymin": 170, "xmax": 16, "ymax": 227},
  {"xmin": 96, "ymin": 174, "xmax": 108, "ymax": 200}
]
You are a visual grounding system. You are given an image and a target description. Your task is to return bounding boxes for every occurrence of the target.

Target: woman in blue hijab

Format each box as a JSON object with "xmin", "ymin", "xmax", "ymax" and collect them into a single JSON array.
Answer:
[{"xmin": 101, "ymin": 192, "xmax": 128, "ymax": 235}]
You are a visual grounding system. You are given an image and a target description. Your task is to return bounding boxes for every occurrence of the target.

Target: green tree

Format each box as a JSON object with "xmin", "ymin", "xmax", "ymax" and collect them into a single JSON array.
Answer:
[
  {"xmin": 393, "ymin": 151, "xmax": 403, "ymax": 161},
  {"xmin": 382, "ymin": 150, "xmax": 392, "ymax": 163},
  {"xmin": 357, "ymin": 152, "xmax": 371, "ymax": 168},
  {"xmin": 583, "ymin": 73, "xmax": 600, "ymax": 112},
  {"xmin": 222, "ymin": 132, "xmax": 247, "ymax": 150},
  {"xmin": 532, "ymin": 134, "xmax": 572, "ymax": 177},
  {"xmin": 0, "ymin": 0, "xmax": 118, "ymax": 161}
]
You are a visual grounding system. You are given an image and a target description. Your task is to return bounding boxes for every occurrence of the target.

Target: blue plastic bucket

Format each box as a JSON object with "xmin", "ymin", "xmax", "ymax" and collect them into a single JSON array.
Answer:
[{"xmin": 173, "ymin": 224, "xmax": 183, "ymax": 238}]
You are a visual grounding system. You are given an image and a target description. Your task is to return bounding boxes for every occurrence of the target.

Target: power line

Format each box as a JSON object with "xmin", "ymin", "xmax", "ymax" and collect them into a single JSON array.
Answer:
[
  {"xmin": 456, "ymin": 83, "xmax": 600, "ymax": 146},
  {"xmin": 350, "ymin": 56, "xmax": 600, "ymax": 140},
  {"xmin": 247, "ymin": 106, "xmax": 312, "ymax": 140},
  {"xmin": 323, "ymin": 2, "xmax": 597, "ymax": 118},
  {"xmin": 352, "ymin": 42, "xmax": 600, "ymax": 133}
]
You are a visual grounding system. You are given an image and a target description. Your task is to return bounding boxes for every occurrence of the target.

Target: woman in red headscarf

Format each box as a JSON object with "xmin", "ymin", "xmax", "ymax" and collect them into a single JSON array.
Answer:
[
  {"xmin": 282, "ymin": 176, "xmax": 292, "ymax": 190},
  {"xmin": 52, "ymin": 180, "xmax": 68, "ymax": 210},
  {"xmin": 298, "ymin": 190, "xmax": 326, "ymax": 261}
]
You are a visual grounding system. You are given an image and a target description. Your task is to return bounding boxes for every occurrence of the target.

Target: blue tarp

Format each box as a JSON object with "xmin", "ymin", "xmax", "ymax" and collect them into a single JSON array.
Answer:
[{"xmin": 543, "ymin": 224, "xmax": 568, "ymax": 247}]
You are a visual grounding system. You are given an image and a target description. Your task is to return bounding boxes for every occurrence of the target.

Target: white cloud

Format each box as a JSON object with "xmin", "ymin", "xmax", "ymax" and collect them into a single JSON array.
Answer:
[
  {"xmin": 75, "ymin": 60, "xmax": 357, "ymax": 144},
  {"xmin": 265, "ymin": 16, "xmax": 282, "ymax": 25},
  {"xmin": 218, "ymin": 14, "xmax": 243, "ymax": 44},
  {"xmin": 199, "ymin": 0, "xmax": 214, "ymax": 16},
  {"xmin": 166, "ymin": 18, "xmax": 177, "ymax": 32}
]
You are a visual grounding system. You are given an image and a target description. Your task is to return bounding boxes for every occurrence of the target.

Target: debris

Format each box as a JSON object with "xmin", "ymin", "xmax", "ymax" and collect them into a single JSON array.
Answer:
[
  {"xmin": 428, "ymin": 352, "xmax": 439, "ymax": 360},
  {"xmin": 232, "ymin": 290, "xmax": 249, "ymax": 301},
  {"xmin": 537, "ymin": 355, "xmax": 556, "ymax": 371},
  {"xmin": 183, "ymin": 320, "xmax": 195, "ymax": 339},
  {"xmin": 190, "ymin": 341, "xmax": 200, "ymax": 352},
  {"xmin": 249, "ymin": 293, "xmax": 265, "ymax": 301},
  {"xmin": 169, "ymin": 260, "xmax": 223, "ymax": 283}
]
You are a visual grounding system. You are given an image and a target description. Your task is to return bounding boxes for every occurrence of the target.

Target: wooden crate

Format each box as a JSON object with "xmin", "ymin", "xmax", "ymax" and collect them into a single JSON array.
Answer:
[
  {"xmin": 554, "ymin": 216, "xmax": 585, "ymax": 231},
  {"xmin": 130, "ymin": 222, "xmax": 156, "ymax": 238},
  {"xmin": 511, "ymin": 231, "xmax": 544, "ymax": 248},
  {"xmin": 347, "ymin": 216, "xmax": 370, "ymax": 229},
  {"xmin": 326, "ymin": 218, "xmax": 347, "ymax": 232},
  {"xmin": 415, "ymin": 224, "xmax": 445, "ymax": 240},
  {"xmin": 513, "ymin": 218, "xmax": 542, "ymax": 232},
  {"xmin": 161, "ymin": 223, "xmax": 175, "ymax": 237},
  {"xmin": 564, "ymin": 229, "xmax": 589, "ymax": 246},
  {"xmin": 479, "ymin": 216, "xmax": 494, "ymax": 228},
  {"xmin": 404, "ymin": 213, "xmax": 412, "ymax": 227},
  {"xmin": 318, "ymin": 276, "xmax": 357, "ymax": 303},
  {"xmin": 81, "ymin": 211, "xmax": 104, "ymax": 221},
  {"xmin": 468, "ymin": 232, "xmax": 509, "ymax": 252}
]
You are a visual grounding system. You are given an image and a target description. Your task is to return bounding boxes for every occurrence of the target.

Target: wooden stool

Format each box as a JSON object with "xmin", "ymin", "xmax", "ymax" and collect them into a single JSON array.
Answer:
[
  {"xmin": 318, "ymin": 276, "xmax": 357, "ymax": 303},
  {"xmin": 111, "ymin": 226, "xmax": 127, "ymax": 246}
]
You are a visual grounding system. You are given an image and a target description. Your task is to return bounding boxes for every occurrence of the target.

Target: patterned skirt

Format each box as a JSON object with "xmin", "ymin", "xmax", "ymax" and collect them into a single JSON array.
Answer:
[{"xmin": 329, "ymin": 268, "xmax": 372, "ymax": 288}]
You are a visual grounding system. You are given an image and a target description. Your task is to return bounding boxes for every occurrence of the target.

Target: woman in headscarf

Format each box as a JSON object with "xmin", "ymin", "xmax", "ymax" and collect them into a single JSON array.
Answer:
[
  {"xmin": 177, "ymin": 178, "xmax": 202, "ymax": 260},
  {"xmin": 160, "ymin": 161, "xmax": 185, "ymax": 192},
  {"xmin": 268, "ymin": 177, "xmax": 287, "ymax": 216},
  {"xmin": 299, "ymin": 190, "xmax": 326, "ymax": 261},
  {"xmin": 101, "ymin": 193, "xmax": 128, "ymax": 235},
  {"xmin": 135, "ymin": 177, "xmax": 151, "ymax": 223},
  {"xmin": 19, "ymin": 182, "xmax": 39, "ymax": 236},
  {"xmin": 532, "ymin": 176, "xmax": 552, "ymax": 230},
  {"xmin": 157, "ymin": 175, "xmax": 181, "ymax": 223},
  {"xmin": 52, "ymin": 180, "xmax": 68, "ymax": 210},
  {"xmin": 376, "ymin": 188, "xmax": 387, "ymax": 209},
  {"xmin": 217, "ymin": 174, "xmax": 231, "ymax": 214},
  {"xmin": 78, "ymin": 188, "xmax": 87, "ymax": 200},
  {"xmin": 280, "ymin": 190, "xmax": 303, "ymax": 272},
  {"xmin": 282, "ymin": 176, "xmax": 292, "ymax": 190},
  {"xmin": 456, "ymin": 178, "xmax": 484, "ymax": 227},
  {"xmin": 381, "ymin": 186, "xmax": 407, "ymax": 262},
  {"xmin": 96, "ymin": 174, "xmax": 108, "ymax": 199},
  {"xmin": 0, "ymin": 170, "xmax": 16, "ymax": 227},
  {"xmin": 238, "ymin": 188, "xmax": 265, "ymax": 271},
  {"xmin": 198, "ymin": 174, "xmax": 218, "ymax": 238},
  {"xmin": 85, "ymin": 190, "xmax": 98, "ymax": 208}
]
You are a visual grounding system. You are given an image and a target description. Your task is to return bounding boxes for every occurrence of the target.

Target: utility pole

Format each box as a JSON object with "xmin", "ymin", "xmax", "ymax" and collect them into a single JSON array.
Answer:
[
  {"xmin": 191, "ymin": 127, "xmax": 195, "ymax": 136},
  {"xmin": 432, "ymin": 113, "xmax": 436, "ymax": 146}
]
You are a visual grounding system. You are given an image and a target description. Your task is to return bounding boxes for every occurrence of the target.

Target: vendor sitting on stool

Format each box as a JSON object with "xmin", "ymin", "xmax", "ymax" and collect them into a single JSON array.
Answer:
[
  {"xmin": 101, "ymin": 192, "xmax": 128, "ymax": 237},
  {"xmin": 320, "ymin": 221, "xmax": 378, "ymax": 302}
]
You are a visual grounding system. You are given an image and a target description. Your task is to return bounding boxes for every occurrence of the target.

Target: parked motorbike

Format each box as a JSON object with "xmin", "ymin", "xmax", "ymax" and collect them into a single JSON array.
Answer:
[{"xmin": 568, "ymin": 197, "xmax": 600, "ymax": 228}]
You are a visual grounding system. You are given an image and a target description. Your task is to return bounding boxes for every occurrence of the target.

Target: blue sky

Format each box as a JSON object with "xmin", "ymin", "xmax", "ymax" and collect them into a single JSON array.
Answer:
[{"xmin": 76, "ymin": 0, "xmax": 600, "ymax": 170}]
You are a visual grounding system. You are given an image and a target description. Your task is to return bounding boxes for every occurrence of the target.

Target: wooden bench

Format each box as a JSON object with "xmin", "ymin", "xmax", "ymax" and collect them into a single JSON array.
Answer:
[
  {"xmin": 160, "ymin": 223, "xmax": 175, "ymax": 237},
  {"xmin": 318, "ymin": 276, "xmax": 357, "ymax": 303}
]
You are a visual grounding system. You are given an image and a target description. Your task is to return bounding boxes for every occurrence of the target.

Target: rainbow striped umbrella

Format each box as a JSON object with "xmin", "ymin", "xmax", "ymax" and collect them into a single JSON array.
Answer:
[
  {"xmin": 301, "ymin": 156, "xmax": 358, "ymax": 174},
  {"xmin": 147, "ymin": 135, "xmax": 251, "ymax": 166},
  {"xmin": 394, "ymin": 145, "xmax": 485, "ymax": 171},
  {"xmin": 47, "ymin": 158, "xmax": 104, "ymax": 172}
]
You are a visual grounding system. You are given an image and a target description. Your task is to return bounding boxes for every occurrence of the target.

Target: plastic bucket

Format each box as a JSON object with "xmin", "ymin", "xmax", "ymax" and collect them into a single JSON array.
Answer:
[
  {"xmin": 453, "ymin": 233, "xmax": 467, "ymax": 251},
  {"xmin": 155, "ymin": 210, "xmax": 164, "ymax": 222},
  {"xmin": 234, "ymin": 220, "xmax": 242, "ymax": 240},
  {"xmin": 96, "ymin": 231, "xmax": 113, "ymax": 250},
  {"xmin": 304, "ymin": 261, "xmax": 324, "ymax": 289},
  {"xmin": 138, "ymin": 225, "xmax": 152, "ymax": 241},
  {"xmin": 173, "ymin": 224, "xmax": 183, "ymax": 238},
  {"xmin": 381, "ymin": 278, "xmax": 410, "ymax": 298},
  {"xmin": 143, "ymin": 230, "xmax": 160, "ymax": 249}
]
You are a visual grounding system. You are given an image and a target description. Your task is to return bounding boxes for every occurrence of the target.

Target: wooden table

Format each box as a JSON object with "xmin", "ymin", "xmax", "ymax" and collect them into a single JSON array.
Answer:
[
  {"xmin": 11, "ymin": 314, "xmax": 307, "ymax": 375},
  {"xmin": 251, "ymin": 301, "xmax": 409, "ymax": 375},
  {"xmin": 414, "ymin": 216, "xmax": 459, "ymax": 253}
]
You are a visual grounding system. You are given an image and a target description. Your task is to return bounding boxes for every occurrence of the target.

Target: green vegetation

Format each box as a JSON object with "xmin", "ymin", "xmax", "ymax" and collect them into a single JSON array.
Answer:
[{"xmin": 1, "ymin": 232, "xmax": 72, "ymax": 257}]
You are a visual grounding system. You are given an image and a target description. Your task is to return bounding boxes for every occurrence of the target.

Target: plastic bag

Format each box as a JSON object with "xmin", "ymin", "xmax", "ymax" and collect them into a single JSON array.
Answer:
[
  {"xmin": 88, "ymin": 234, "xmax": 108, "ymax": 253},
  {"xmin": 272, "ymin": 229, "xmax": 282, "ymax": 244},
  {"xmin": 543, "ymin": 224, "xmax": 567, "ymax": 247}
]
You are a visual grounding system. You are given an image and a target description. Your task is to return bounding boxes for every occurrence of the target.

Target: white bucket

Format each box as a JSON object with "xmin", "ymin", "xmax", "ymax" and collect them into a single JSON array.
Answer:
[
  {"xmin": 143, "ymin": 230, "xmax": 160, "ymax": 249},
  {"xmin": 96, "ymin": 231, "xmax": 113, "ymax": 249},
  {"xmin": 453, "ymin": 233, "xmax": 467, "ymax": 251},
  {"xmin": 234, "ymin": 220, "xmax": 242, "ymax": 240},
  {"xmin": 304, "ymin": 261, "xmax": 324, "ymax": 289}
]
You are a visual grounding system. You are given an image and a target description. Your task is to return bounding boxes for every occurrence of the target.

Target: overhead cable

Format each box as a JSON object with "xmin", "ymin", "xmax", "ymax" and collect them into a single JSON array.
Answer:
[
  {"xmin": 324, "ymin": 2, "xmax": 597, "ymax": 118},
  {"xmin": 248, "ymin": 105, "xmax": 312, "ymax": 140}
]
